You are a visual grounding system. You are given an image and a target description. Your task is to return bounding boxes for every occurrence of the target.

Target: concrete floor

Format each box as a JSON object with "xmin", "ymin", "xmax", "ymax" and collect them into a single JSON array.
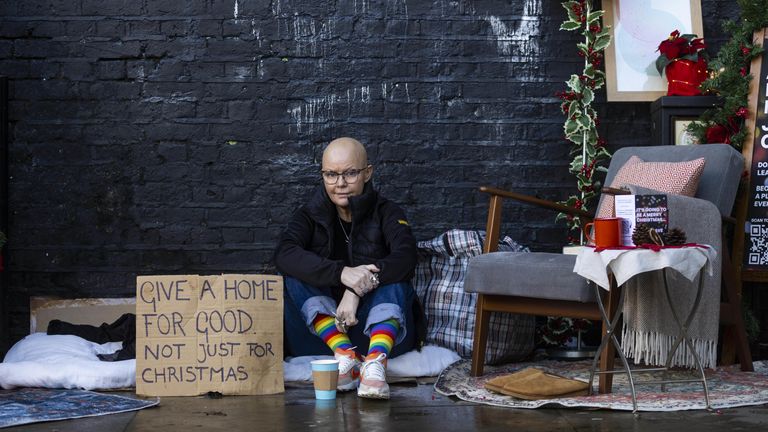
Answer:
[{"xmin": 5, "ymin": 381, "xmax": 768, "ymax": 431}]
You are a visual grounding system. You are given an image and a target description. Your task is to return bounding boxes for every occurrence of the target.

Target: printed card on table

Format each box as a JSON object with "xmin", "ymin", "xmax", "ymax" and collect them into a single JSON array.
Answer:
[{"xmin": 615, "ymin": 194, "xmax": 668, "ymax": 246}]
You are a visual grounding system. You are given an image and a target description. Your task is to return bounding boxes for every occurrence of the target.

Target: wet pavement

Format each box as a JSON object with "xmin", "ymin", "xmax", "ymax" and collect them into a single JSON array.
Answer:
[{"xmin": 5, "ymin": 380, "xmax": 768, "ymax": 431}]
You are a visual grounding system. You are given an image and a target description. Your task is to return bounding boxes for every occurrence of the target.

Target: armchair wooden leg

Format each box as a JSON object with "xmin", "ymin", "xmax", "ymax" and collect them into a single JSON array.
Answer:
[
  {"xmin": 471, "ymin": 294, "xmax": 491, "ymax": 377},
  {"xmin": 599, "ymin": 285, "xmax": 621, "ymax": 394},
  {"xmin": 720, "ymin": 303, "xmax": 753, "ymax": 371},
  {"xmin": 720, "ymin": 246, "xmax": 754, "ymax": 371}
]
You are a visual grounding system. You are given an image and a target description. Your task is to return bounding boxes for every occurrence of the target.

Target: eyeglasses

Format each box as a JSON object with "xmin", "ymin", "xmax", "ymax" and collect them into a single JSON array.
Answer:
[{"xmin": 321, "ymin": 167, "xmax": 368, "ymax": 185}]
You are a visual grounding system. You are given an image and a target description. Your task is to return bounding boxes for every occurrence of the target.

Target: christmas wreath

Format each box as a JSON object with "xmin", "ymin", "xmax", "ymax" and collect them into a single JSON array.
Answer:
[{"xmin": 537, "ymin": 316, "xmax": 593, "ymax": 347}]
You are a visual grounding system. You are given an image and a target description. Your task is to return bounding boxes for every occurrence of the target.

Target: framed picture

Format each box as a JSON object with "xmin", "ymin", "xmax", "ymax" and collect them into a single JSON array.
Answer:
[
  {"xmin": 673, "ymin": 118, "xmax": 701, "ymax": 145},
  {"xmin": 602, "ymin": 0, "xmax": 704, "ymax": 102},
  {"xmin": 650, "ymin": 95, "xmax": 721, "ymax": 145}
]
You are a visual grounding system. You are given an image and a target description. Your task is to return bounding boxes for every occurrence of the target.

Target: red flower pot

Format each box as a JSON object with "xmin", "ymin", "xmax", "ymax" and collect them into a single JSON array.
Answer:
[{"xmin": 665, "ymin": 58, "xmax": 708, "ymax": 96}]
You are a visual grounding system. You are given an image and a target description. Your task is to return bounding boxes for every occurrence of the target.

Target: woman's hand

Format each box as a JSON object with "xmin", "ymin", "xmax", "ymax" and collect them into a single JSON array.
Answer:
[
  {"xmin": 340, "ymin": 264, "xmax": 380, "ymax": 296},
  {"xmin": 335, "ymin": 290, "xmax": 361, "ymax": 331}
]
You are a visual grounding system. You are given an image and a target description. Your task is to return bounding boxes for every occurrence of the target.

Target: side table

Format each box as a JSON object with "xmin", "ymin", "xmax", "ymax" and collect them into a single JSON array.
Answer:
[{"xmin": 573, "ymin": 245, "xmax": 717, "ymax": 413}]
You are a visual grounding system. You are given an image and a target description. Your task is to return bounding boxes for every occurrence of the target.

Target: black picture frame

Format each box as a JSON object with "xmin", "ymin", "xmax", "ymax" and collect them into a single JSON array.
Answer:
[{"xmin": 650, "ymin": 96, "xmax": 722, "ymax": 145}]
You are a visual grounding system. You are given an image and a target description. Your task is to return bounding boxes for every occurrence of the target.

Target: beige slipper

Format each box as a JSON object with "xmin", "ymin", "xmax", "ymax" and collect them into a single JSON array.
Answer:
[
  {"xmin": 484, "ymin": 367, "xmax": 589, "ymax": 400},
  {"xmin": 484, "ymin": 367, "xmax": 542, "ymax": 395}
]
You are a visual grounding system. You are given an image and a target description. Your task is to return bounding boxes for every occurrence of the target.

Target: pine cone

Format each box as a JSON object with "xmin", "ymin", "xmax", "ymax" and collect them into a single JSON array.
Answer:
[
  {"xmin": 663, "ymin": 228, "xmax": 687, "ymax": 246},
  {"xmin": 632, "ymin": 223, "xmax": 653, "ymax": 245}
]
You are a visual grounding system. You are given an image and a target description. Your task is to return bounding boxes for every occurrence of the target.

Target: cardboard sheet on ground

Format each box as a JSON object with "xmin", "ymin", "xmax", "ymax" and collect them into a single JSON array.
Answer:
[{"xmin": 135, "ymin": 274, "xmax": 283, "ymax": 396}]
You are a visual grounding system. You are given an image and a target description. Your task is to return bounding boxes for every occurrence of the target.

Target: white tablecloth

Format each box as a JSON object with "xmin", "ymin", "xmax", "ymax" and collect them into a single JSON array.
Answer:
[
  {"xmin": 572, "ymin": 245, "xmax": 719, "ymax": 368},
  {"xmin": 573, "ymin": 246, "xmax": 716, "ymax": 290}
]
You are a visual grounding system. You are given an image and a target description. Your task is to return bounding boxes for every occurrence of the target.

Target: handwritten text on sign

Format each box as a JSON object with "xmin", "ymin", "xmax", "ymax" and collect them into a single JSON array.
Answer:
[{"xmin": 135, "ymin": 274, "xmax": 284, "ymax": 396}]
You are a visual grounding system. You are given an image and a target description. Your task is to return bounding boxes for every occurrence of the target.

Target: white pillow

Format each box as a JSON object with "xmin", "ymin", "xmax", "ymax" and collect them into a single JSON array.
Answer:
[{"xmin": 0, "ymin": 333, "xmax": 135, "ymax": 390}]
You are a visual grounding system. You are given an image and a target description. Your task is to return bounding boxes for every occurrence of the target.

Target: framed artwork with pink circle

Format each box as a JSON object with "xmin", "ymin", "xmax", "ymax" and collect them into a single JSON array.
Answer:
[{"xmin": 603, "ymin": 0, "xmax": 704, "ymax": 102}]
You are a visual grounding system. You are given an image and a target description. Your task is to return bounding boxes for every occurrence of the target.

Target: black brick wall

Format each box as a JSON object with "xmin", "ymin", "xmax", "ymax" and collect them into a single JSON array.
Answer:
[{"xmin": 0, "ymin": 0, "xmax": 740, "ymax": 348}]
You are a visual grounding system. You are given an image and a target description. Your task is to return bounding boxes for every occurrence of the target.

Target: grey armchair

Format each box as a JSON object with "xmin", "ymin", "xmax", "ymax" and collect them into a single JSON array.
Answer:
[{"xmin": 465, "ymin": 144, "xmax": 753, "ymax": 394}]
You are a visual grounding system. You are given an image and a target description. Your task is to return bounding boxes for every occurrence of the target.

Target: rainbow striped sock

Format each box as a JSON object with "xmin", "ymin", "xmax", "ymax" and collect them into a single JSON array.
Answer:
[
  {"xmin": 312, "ymin": 314, "xmax": 353, "ymax": 352},
  {"xmin": 367, "ymin": 318, "xmax": 399, "ymax": 358}
]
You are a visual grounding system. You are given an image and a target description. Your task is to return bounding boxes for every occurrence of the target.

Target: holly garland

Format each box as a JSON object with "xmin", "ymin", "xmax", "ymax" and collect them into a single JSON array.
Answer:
[
  {"xmin": 539, "ymin": 0, "xmax": 610, "ymax": 351},
  {"xmin": 537, "ymin": 316, "xmax": 593, "ymax": 347},
  {"xmin": 556, "ymin": 0, "xmax": 612, "ymax": 243},
  {"xmin": 686, "ymin": 0, "xmax": 768, "ymax": 148}
]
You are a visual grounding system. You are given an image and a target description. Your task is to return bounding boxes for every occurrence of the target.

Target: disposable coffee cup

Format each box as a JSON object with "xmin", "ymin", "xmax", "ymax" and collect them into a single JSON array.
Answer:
[
  {"xmin": 311, "ymin": 359, "xmax": 340, "ymax": 400},
  {"xmin": 315, "ymin": 399, "xmax": 336, "ymax": 410}
]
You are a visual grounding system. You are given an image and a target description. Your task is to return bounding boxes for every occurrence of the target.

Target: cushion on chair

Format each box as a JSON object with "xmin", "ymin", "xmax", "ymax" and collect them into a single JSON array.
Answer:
[
  {"xmin": 596, "ymin": 156, "xmax": 705, "ymax": 218},
  {"xmin": 600, "ymin": 145, "xmax": 744, "ymax": 217},
  {"xmin": 464, "ymin": 252, "xmax": 595, "ymax": 303}
]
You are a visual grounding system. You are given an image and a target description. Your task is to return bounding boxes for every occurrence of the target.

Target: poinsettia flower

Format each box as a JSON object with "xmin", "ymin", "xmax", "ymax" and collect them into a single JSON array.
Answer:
[
  {"xmin": 659, "ymin": 37, "xmax": 680, "ymax": 57},
  {"xmin": 705, "ymin": 124, "xmax": 730, "ymax": 144},
  {"xmin": 690, "ymin": 38, "xmax": 706, "ymax": 51},
  {"xmin": 659, "ymin": 41, "xmax": 682, "ymax": 59},
  {"xmin": 655, "ymin": 30, "xmax": 708, "ymax": 75}
]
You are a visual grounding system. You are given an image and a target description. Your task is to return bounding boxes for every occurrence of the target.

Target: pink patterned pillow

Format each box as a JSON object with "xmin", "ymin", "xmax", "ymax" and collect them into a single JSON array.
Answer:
[{"xmin": 596, "ymin": 156, "xmax": 706, "ymax": 217}]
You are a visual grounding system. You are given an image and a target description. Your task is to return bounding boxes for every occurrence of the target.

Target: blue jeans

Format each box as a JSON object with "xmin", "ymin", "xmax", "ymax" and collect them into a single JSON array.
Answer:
[{"xmin": 283, "ymin": 276, "xmax": 416, "ymax": 359}]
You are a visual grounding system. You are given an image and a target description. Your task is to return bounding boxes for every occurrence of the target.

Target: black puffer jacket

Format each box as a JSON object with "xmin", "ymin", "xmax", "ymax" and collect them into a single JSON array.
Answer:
[{"xmin": 274, "ymin": 182, "xmax": 417, "ymax": 288}]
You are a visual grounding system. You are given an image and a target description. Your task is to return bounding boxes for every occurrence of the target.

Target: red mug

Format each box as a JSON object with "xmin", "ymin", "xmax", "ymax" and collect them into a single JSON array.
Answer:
[{"xmin": 583, "ymin": 218, "xmax": 623, "ymax": 248}]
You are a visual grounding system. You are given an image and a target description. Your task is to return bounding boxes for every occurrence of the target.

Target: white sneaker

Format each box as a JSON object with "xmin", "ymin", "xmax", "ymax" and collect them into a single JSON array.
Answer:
[
  {"xmin": 357, "ymin": 353, "xmax": 389, "ymax": 399},
  {"xmin": 334, "ymin": 348, "xmax": 361, "ymax": 391}
]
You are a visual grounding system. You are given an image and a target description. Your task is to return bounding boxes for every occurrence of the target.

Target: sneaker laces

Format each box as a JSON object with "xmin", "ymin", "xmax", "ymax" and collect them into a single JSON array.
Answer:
[
  {"xmin": 335, "ymin": 347, "xmax": 359, "ymax": 374},
  {"xmin": 361, "ymin": 353, "xmax": 387, "ymax": 381}
]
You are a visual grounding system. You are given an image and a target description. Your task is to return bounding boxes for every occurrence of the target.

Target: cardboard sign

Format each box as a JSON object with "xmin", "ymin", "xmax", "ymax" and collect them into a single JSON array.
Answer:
[{"xmin": 135, "ymin": 274, "xmax": 284, "ymax": 396}]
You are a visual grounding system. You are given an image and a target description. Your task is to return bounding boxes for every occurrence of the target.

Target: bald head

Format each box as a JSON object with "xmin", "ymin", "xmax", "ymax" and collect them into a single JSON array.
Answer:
[
  {"xmin": 322, "ymin": 137, "xmax": 368, "ymax": 168},
  {"xmin": 321, "ymin": 137, "xmax": 373, "ymax": 219}
]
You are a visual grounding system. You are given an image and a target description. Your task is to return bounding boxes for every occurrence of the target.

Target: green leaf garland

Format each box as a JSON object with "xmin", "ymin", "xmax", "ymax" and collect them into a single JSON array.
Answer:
[{"xmin": 557, "ymin": 0, "xmax": 612, "ymax": 244}]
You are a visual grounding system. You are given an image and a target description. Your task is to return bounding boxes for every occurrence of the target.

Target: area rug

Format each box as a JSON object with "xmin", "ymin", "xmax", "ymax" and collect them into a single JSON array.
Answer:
[
  {"xmin": 435, "ymin": 359, "xmax": 768, "ymax": 411},
  {"xmin": 0, "ymin": 388, "xmax": 159, "ymax": 428}
]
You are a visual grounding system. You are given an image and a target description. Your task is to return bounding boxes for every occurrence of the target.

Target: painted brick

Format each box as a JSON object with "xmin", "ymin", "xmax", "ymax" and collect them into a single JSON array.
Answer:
[
  {"xmin": 197, "ymin": 19, "xmax": 222, "ymax": 37},
  {"xmin": 81, "ymin": 0, "xmax": 143, "ymax": 16},
  {"xmin": 231, "ymin": 0, "xmax": 275, "ymax": 18},
  {"xmin": 16, "ymin": 0, "xmax": 81, "ymax": 16},
  {"xmin": 28, "ymin": 21, "xmax": 63, "ymax": 38},
  {"xmin": 96, "ymin": 60, "xmax": 127, "ymax": 80},
  {"xmin": 94, "ymin": 20, "xmax": 123, "ymax": 38}
]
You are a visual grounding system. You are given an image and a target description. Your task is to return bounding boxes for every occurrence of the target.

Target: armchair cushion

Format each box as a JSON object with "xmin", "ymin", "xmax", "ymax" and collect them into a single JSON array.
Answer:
[
  {"xmin": 597, "ymin": 156, "xmax": 705, "ymax": 218},
  {"xmin": 465, "ymin": 252, "xmax": 595, "ymax": 303}
]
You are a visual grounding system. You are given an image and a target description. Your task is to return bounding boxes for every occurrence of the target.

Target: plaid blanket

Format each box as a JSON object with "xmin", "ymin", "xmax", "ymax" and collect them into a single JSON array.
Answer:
[{"xmin": 412, "ymin": 230, "xmax": 535, "ymax": 364}]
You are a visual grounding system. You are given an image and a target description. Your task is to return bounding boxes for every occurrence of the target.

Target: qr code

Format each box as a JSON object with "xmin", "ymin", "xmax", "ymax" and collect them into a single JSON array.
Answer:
[{"xmin": 748, "ymin": 224, "xmax": 768, "ymax": 265}]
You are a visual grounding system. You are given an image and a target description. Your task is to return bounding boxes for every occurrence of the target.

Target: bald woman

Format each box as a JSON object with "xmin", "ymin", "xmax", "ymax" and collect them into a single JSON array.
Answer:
[{"xmin": 275, "ymin": 137, "xmax": 423, "ymax": 399}]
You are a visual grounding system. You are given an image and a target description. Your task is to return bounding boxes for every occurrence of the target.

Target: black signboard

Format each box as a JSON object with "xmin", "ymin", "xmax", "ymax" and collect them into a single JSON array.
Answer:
[{"xmin": 744, "ymin": 33, "xmax": 768, "ymax": 271}]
